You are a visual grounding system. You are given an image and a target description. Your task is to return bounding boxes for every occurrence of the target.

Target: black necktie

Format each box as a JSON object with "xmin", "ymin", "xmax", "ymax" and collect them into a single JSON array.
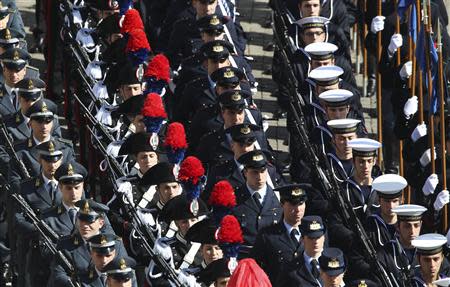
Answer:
[
  {"xmin": 69, "ymin": 208, "xmax": 77, "ymax": 225},
  {"xmin": 253, "ymin": 192, "xmax": 262, "ymax": 209},
  {"xmin": 47, "ymin": 182, "xmax": 54, "ymax": 201},
  {"xmin": 311, "ymin": 258, "xmax": 320, "ymax": 279},
  {"xmin": 290, "ymin": 229, "xmax": 299, "ymax": 245}
]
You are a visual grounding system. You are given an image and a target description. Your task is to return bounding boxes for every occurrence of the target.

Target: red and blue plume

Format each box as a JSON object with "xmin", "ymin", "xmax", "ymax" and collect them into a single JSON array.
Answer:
[
  {"xmin": 120, "ymin": 9, "xmax": 144, "ymax": 33},
  {"xmin": 118, "ymin": 0, "xmax": 132, "ymax": 15},
  {"xmin": 125, "ymin": 28, "xmax": 151, "ymax": 66},
  {"xmin": 141, "ymin": 93, "xmax": 167, "ymax": 133},
  {"xmin": 164, "ymin": 122, "xmax": 188, "ymax": 165},
  {"xmin": 144, "ymin": 54, "xmax": 170, "ymax": 95},
  {"xmin": 178, "ymin": 156, "xmax": 206, "ymax": 201},
  {"xmin": 208, "ymin": 180, "xmax": 236, "ymax": 226},
  {"xmin": 216, "ymin": 215, "xmax": 243, "ymax": 259}
]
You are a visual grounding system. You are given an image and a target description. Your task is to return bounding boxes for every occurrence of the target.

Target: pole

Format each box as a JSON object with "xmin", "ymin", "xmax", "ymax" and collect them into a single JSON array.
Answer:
[
  {"xmin": 376, "ymin": 0, "xmax": 383, "ymax": 168},
  {"xmin": 416, "ymin": 0, "xmax": 424, "ymax": 122},
  {"xmin": 363, "ymin": 0, "xmax": 368, "ymax": 97},
  {"xmin": 437, "ymin": 19, "xmax": 448, "ymax": 231}
]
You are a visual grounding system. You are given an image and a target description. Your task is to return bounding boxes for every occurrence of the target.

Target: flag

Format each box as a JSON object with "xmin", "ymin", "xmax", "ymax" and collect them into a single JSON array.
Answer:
[
  {"xmin": 409, "ymin": 3, "xmax": 417, "ymax": 43},
  {"xmin": 397, "ymin": 0, "xmax": 414, "ymax": 20},
  {"xmin": 416, "ymin": 23, "xmax": 439, "ymax": 114}
]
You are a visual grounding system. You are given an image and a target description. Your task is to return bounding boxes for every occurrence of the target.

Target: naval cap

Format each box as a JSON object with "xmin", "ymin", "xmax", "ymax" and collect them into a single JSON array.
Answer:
[
  {"xmin": 372, "ymin": 174, "xmax": 407, "ymax": 199},
  {"xmin": 391, "ymin": 204, "xmax": 427, "ymax": 221},
  {"xmin": 25, "ymin": 98, "xmax": 57, "ymax": 119},
  {"xmin": 197, "ymin": 14, "xmax": 228, "ymax": 34},
  {"xmin": 296, "ymin": 16, "xmax": 329, "ymax": 29},
  {"xmin": 218, "ymin": 89, "xmax": 250, "ymax": 110},
  {"xmin": 347, "ymin": 138, "xmax": 381, "ymax": 158},
  {"xmin": 200, "ymin": 40, "xmax": 234, "ymax": 61},
  {"xmin": 225, "ymin": 123, "xmax": 260, "ymax": 144},
  {"xmin": 318, "ymin": 89, "xmax": 353, "ymax": 107},
  {"xmin": 347, "ymin": 279, "xmax": 379, "ymax": 287},
  {"xmin": 0, "ymin": 47, "xmax": 30, "ymax": 70},
  {"xmin": 275, "ymin": 184, "xmax": 309, "ymax": 204},
  {"xmin": 36, "ymin": 140, "xmax": 63, "ymax": 161},
  {"xmin": 327, "ymin": 118, "xmax": 360, "ymax": 134},
  {"xmin": 309, "ymin": 65, "xmax": 343, "ymax": 86},
  {"xmin": 319, "ymin": 247, "xmax": 346, "ymax": 276},
  {"xmin": 210, "ymin": 66, "xmax": 245, "ymax": 86},
  {"xmin": 16, "ymin": 77, "xmax": 45, "ymax": 100},
  {"xmin": 305, "ymin": 42, "xmax": 338, "ymax": 61},
  {"xmin": 412, "ymin": 233, "xmax": 447, "ymax": 255}
]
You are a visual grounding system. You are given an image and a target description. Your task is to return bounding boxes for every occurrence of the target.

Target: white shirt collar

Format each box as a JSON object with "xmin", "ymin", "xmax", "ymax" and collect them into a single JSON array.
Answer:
[
  {"xmin": 62, "ymin": 201, "xmax": 79, "ymax": 212},
  {"xmin": 247, "ymin": 184, "xmax": 267, "ymax": 203},
  {"xmin": 4, "ymin": 83, "xmax": 13, "ymax": 96},
  {"xmin": 22, "ymin": 112, "xmax": 29, "ymax": 124},
  {"xmin": 283, "ymin": 220, "xmax": 301, "ymax": 238},
  {"xmin": 41, "ymin": 173, "xmax": 57, "ymax": 186},
  {"xmin": 33, "ymin": 136, "xmax": 50, "ymax": 146}
]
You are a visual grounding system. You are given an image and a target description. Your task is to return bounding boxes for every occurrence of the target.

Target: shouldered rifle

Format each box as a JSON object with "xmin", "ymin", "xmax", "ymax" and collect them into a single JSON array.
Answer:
[
  {"xmin": 10, "ymin": 192, "xmax": 80, "ymax": 287},
  {"xmin": 0, "ymin": 116, "xmax": 30, "ymax": 179}
]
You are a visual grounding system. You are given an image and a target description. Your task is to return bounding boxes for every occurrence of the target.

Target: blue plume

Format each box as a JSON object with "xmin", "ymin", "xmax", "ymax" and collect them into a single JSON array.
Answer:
[
  {"xmin": 128, "ymin": 48, "xmax": 149, "ymax": 66},
  {"xmin": 119, "ymin": 0, "xmax": 132, "ymax": 15},
  {"xmin": 166, "ymin": 147, "xmax": 186, "ymax": 165},
  {"xmin": 143, "ymin": 117, "xmax": 164, "ymax": 134}
]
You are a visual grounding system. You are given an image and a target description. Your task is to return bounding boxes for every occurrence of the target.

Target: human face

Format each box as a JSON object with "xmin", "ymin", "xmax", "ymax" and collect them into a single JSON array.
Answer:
[
  {"xmin": 0, "ymin": 14, "xmax": 10, "ymax": 30},
  {"xmin": 107, "ymin": 278, "xmax": 132, "ymax": 287},
  {"xmin": 91, "ymin": 249, "xmax": 116, "ymax": 271},
  {"xmin": 60, "ymin": 182, "xmax": 84, "ymax": 207},
  {"xmin": 230, "ymin": 141, "xmax": 255, "ymax": 158},
  {"xmin": 215, "ymin": 277, "xmax": 230, "ymax": 287},
  {"xmin": 193, "ymin": 0, "xmax": 218, "ymax": 17},
  {"xmin": 311, "ymin": 58, "xmax": 334, "ymax": 69},
  {"xmin": 332, "ymin": 133, "xmax": 357, "ymax": 160},
  {"xmin": 119, "ymin": 84, "xmax": 142, "ymax": 101},
  {"xmin": 325, "ymin": 105, "xmax": 349, "ymax": 120},
  {"xmin": 244, "ymin": 167, "xmax": 268, "ymax": 190},
  {"xmin": 299, "ymin": 0, "xmax": 321, "ymax": 16},
  {"xmin": 3, "ymin": 65, "xmax": 26, "ymax": 86},
  {"xmin": 303, "ymin": 235, "xmax": 325, "ymax": 258},
  {"xmin": 397, "ymin": 220, "xmax": 421, "ymax": 248},
  {"xmin": 282, "ymin": 201, "xmax": 305, "ymax": 227},
  {"xmin": 176, "ymin": 218, "xmax": 199, "ymax": 237},
  {"xmin": 321, "ymin": 272, "xmax": 344, "ymax": 287},
  {"xmin": 418, "ymin": 253, "xmax": 443, "ymax": 282},
  {"xmin": 30, "ymin": 117, "xmax": 54, "ymax": 142},
  {"xmin": 107, "ymin": 33, "xmax": 123, "ymax": 44},
  {"xmin": 201, "ymin": 244, "xmax": 223, "ymax": 264},
  {"xmin": 77, "ymin": 217, "xmax": 104, "ymax": 239},
  {"xmin": 136, "ymin": 151, "xmax": 158, "ymax": 174},
  {"xmin": 379, "ymin": 197, "xmax": 401, "ymax": 220},
  {"xmin": 301, "ymin": 27, "xmax": 325, "ymax": 45},
  {"xmin": 207, "ymin": 58, "xmax": 231, "ymax": 75},
  {"xmin": 221, "ymin": 108, "xmax": 245, "ymax": 128},
  {"xmin": 353, "ymin": 156, "xmax": 375, "ymax": 180},
  {"xmin": 157, "ymin": 182, "xmax": 182, "ymax": 203},
  {"xmin": 39, "ymin": 157, "xmax": 63, "ymax": 179}
]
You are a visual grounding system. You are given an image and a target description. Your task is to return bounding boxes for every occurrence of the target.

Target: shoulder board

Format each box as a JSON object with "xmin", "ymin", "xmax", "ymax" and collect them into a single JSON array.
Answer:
[
  {"xmin": 27, "ymin": 65, "xmax": 39, "ymax": 71},
  {"xmin": 56, "ymin": 137, "xmax": 73, "ymax": 146}
]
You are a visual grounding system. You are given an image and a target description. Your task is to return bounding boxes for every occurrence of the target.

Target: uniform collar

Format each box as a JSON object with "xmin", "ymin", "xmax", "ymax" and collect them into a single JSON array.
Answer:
[
  {"xmin": 283, "ymin": 220, "xmax": 301, "ymax": 238},
  {"xmin": 33, "ymin": 136, "xmax": 51, "ymax": 146},
  {"xmin": 176, "ymin": 232, "xmax": 188, "ymax": 245},
  {"xmin": 4, "ymin": 83, "xmax": 13, "ymax": 96},
  {"xmin": 41, "ymin": 172, "xmax": 57, "ymax": 186},
  {"xmin": 247, "ymin": 183, "xmax": 267, "ymax": 201},
  {"xmin": 62, "ymin": 201, "xmax": 79, "ymax": 212}
]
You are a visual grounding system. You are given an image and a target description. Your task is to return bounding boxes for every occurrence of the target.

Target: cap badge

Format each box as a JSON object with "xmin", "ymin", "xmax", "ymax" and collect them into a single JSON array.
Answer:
[
  {"xmin": 28, "ymin": 79, "xmax": 34, "ymax": 90},
  {"xmin": 291, "ymin": 188, "xmax": 304, "ymax": 196},
  {"xmin": 41, "ymin": 102, "xmax": 48, "ymax": 113},
  {"xmin": 223, "ymin": 69, "xmax": 235, "ymax": 78},
  {"xmin": 119, "ymin": 258, "xmax": 127, "ymax": 270},
  {"xmin": 74, "ymin": 236, "xmax": 79, "ymax": 245},
  {"xmin": 48, "ymin": 141, "xmax": 55, "ymax": 153},
  {"xmin": 190, "ymin": 199, "xmax": 199, "ymax": 216},
  {"xmin": 212, "ymin": 44, "xmax": 224, "ymax": 53},
  {"xmin": 100, "ymin": 235, "xmax": 107, "ymax": 245},
  {"xmin": 328, "ymin": 258, "xmax": 340, "ymax": 268},
  {"xmin": 109, "ymin": 0, "xmax": 119, "ymax": 9},
  {"xmin": 240, "ymin": 126, "xmax": 250, "ymax": 135},
  {"xmin": 136, "ymin": 64, "xmax": 144, "ymax": 82},
  {"xmin": 67, "ymin": 163, "xmax": 74, "ymax": 176},
  {"xmin": 309, "ymin": 221, "xmax": 321, "ymax": 231},
  {"xmin": 228, "ymin": 257, "xmax": 238, "ymax": 274},
  {"xmin": 149, "ymin": 133, "xmax": 159, "ymax": 150},
  {"xmin": 4, "ymin": 29, "xmax": 11, "ymax": 40},
  {"xmin": 252, "ymin": 154, "xmax": 264, "ymax": 162},
  {"xmin": 210, "ymin": 16, "xmax": 220, "ymax": 25},
  {"xmin": 231, "ymin": 92, "xmax": 241, "ymax": 101},
  {"xmin": 82, "ymin": 201, "xmax": 90, "ymax": 213},
  {"xmin": 358, "ymin": 281, "xmax": 368, "ymax": 287},
  {"xmin": 13, "ymin": 50, "xmax": 19, "ymax": 61}
]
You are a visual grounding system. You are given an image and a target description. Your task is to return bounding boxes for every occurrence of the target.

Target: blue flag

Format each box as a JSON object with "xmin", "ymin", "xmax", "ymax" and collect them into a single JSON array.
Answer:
[
  {"xmin": 409, "ymin": 3, "xmax": 417, "ymax": 43},
  {"xmin": 397, "ymin": 0, "xmax": 414, "ymax": 20}
]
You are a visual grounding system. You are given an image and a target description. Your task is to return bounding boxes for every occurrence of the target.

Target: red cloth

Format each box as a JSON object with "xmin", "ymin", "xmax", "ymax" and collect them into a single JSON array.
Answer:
[{"xmin": 227, "ymin": 258, "xmax": 272, "ymax": 287}]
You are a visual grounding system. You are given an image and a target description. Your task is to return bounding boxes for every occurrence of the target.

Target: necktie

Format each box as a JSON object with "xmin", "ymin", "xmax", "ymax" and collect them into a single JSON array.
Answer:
[
  {"xmin": 290, "ymin": 229, "xmax": 299, "ymax": 245},
  {"xmin": 311, "ymin": 259, "xmax": 320, "ymax": 279},
  {"xmin": 253, "ymin": 192, "xmax": 262, "ymax": 209},
  {"xmin": 12, "ymin": 92, "xmax": 18, "ymax": 110},
  {"xmin": 47, "ymin": 182, "xmax": 54, "ymax": 201},
  {"xmin": 69, "ymin": 208, "xmax": 77, "ymax": 225}
]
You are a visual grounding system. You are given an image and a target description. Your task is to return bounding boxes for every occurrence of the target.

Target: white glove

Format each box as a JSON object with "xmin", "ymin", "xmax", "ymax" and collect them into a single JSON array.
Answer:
[
  {"xmin": 106, "ymin": 141, "xmax": 123, "ymax": 158},
  {"xmin": 422, "ymin": 173, "xmax": 439, "ymax": 196},
  {"xmin": 411, "ymin": 123, "xmax": 427, "ymax": 142},
  {"xmin": 403, "ymin": 95, "xmax": 418, "ymax": 118},
  {"xmin": 433, "ymin": 190, "xmax": 449, "ymax": 211},
  {"xmin": 115, "ymin": 178, "xmax": 133, "ymax": 201},
  {"xmin": 177, "ymin": 270, "xmax": 201, "ymax": 287},
  {"xmin": 399, "ymin": 61, "xmax": 413, "ymax": 80},
  {"xmin": 154, "ymin": 238, "xmax": 173, "ymax": 260},
  {"xmin": 388, "ymin": 33, "xmax": 403, "ymax": 54},
  {"xmin": 135, "ymin": 209, "xmax": 156, "ymax": 227},
  {"xmin": 370, "ymin": 16, "xmax": 385, "ymax": 33}
]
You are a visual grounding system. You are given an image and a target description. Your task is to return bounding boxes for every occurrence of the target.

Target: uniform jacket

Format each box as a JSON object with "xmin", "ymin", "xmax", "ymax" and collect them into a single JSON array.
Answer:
[
  {"xmin": 275, "ymin": 251, "xmax": 323, "ymax": 287},
  {"xmin": 3, "ymin": 111, "xmax": 61, "ymax": 143}
]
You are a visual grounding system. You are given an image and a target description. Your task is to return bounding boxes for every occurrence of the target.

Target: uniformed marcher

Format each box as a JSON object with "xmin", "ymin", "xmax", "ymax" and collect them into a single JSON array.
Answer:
[
  {"xmin": 251, "ymin": 184, "xmax": 308, "ymax": 284},
  {"xmin": 0, "ymin": 28, "xmax": 23, "ymax": 55},
  {"xmin": 197, "ymin": 257, "xmax": 231, "ymax": 287},
  {"xmin": 276, "ymin": 215, "xmax": 327, "ymax": 287},
  {"xmin": 410, "ymin": 234, "xmax": 450, "ymax": 286},
  {"xmin": 318, "ymin": 247, "xmax": 347, "ymax": 287},
  {"xmin": 366, "ymin": 174, "xmax": 408, "ymax": 248},
  {"xmin": 104, "ymin": 255, "xmax": 138, "ymax": 287}
]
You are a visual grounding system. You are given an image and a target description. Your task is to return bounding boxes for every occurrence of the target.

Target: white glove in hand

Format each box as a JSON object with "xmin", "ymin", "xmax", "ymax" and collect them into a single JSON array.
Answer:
[
  {"xmin": 116, "ymin": 179, "xmax": 133, "ymax": 203},
  {"xmin": 403, "ymin": 95, "xmax": 418, "ymax": 118},
  {"xmin": 154, "ymin": 238, "xmax": 172, "ymax": 260},
  {"xmin": 422, "ymin": 173, "xmax": 439, "ymax": 196},
  {"xmin": 388, "ymin": 33, "xmax": 403, "ymax": 54},
  {"xmin": 399, "ymin": 61, "xmax": 413, "ymax": 80},
  {"xmin": 177, "ymin": 271, "xmax": 201, "ymax": 287},
  {"xmin": 411, "ymin": 123, "xmax": 427, "ymax": 142},
  {"xmin": 370, "ymin": 16, "xmax": 385, "ymax": 33},
  {"xmin": 135, "ymin": 209, "xmax": 155, "ymax": 226},
  {"xmin": 433, "ymin": 190, "xmax": 449, "ymax": 211}
]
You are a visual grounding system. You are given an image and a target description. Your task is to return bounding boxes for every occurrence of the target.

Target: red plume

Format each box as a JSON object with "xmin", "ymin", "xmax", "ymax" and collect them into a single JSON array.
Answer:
[
  {"xmin": 125, "ymin": 28, "xmax": 151, "ymax": 52},
  {"xmin": 164, "ymin": 122, "xmax": 188, "ymax": 149},
  {"xmin": 141, "ymin": 93, "xmax": 167, "ymax": 118},
  {"xmin": 208, "ymin": 180, "xmax": 236, "ymax": 208},
  {"xmin": 144, "ymin": 54, "xmax": 170, "ymax": 83},
  {"xmin": 178, "ymin": 156, "xmax": 205, "ymax": 185},
  {"xmin": 121, "ymin": 9, "xmax": 144, "ymax": 34},
  {"xmin": 217, "ymin": 215, "xmax": 243, "ymax": 244}
]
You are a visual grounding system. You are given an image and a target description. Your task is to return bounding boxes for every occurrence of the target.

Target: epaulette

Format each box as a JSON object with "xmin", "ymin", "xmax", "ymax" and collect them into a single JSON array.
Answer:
[
  {"xmin": 56, "ymin": 137, "xmax": 73, "ymax": 146},
  {"xmin": 198, "ymin": 103, "xmax": 216, "ymax": 112},
  {"xmin": 26, "ymin": 65, "xmax": 39, "ymax": 72}
]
